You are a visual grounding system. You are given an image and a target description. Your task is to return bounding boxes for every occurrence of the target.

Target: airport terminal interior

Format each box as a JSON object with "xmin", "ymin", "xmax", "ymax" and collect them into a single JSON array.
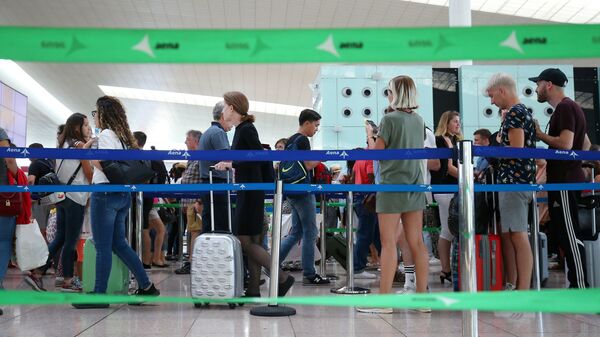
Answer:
[{"xmin": 1, "ymin": 0, "xmax": 600, "ymax": 336}]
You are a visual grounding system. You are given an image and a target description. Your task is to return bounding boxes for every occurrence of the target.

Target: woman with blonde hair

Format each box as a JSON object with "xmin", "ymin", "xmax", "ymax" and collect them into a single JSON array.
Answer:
[
  {"xmin": 432, "ymin": 110, "xmax": 462, "ymax": 285},
  {"xmin": 357, "ymin": 76, "xmax": 429, "ymax": 314}
]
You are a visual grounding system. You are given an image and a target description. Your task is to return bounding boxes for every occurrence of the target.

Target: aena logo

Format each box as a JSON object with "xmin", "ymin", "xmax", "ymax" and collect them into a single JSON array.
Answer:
[
  {"xmin": 6, "ymin": 148, "xmax": 21, "ymax": 153},
  {"xmin": 523, "ymin": 37, "xmax": 547, "ymax": 45},
  {"xmin": 155, "ymin": 42, "xmax": 179, "ymax": 50}
]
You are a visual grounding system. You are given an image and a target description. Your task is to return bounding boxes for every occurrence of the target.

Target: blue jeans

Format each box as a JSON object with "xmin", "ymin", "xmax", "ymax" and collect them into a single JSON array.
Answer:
[
  {"xmin": 279, "ymin": 193, "xmax": 318, "ymax": 278},
  {"xmin": 91, "ymin": 192, "xmax": 151, "ymax": 293},
  {"xmin": 46, "ymin": 198, "xmax": 85, "ymax": 278},
  {"xmin": 353, "ymin": 194, "xmax": 380, "ymax": 272},
  {"xmin": 0, "ymin": 216, "xmax": 16, "ymax": 286}
]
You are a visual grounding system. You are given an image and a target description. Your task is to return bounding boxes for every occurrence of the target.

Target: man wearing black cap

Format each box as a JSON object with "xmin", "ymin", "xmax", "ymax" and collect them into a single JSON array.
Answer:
[{"xmin": 531, "ymin": 68, "xmax": 590, "ymax": 288}]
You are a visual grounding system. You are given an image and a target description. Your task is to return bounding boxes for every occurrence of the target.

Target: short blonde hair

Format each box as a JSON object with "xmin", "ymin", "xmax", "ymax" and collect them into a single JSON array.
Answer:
[
  {"xmin": 485, "ymin": 73, "xmax": 517, "ymax": 95},
  {"xmin": 388, "ymin": 75, "xmax": 418, "ymax": 111}
]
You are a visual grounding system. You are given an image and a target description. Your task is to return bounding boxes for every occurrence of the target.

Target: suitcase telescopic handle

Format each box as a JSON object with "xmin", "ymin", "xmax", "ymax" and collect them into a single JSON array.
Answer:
[{"xmin": 208, "ymin": 166, "xmax": 233, "ymax": 233}]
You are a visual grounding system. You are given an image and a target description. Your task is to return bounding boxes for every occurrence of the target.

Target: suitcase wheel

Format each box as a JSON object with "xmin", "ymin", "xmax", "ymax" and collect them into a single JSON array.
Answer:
[
  {"xmin": 238, "ymin": 303, "xmax": 244, "ymax": 307},
  {"xmin": 193, "ymin": 302, "xmax": 208, "ymax": 308},
  {"xmin": 228, "ymin": 303, "xmax": 237, "ymax": 309}
]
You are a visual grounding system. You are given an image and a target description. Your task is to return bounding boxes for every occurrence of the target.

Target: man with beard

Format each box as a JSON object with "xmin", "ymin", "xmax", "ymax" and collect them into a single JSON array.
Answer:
[{"xmin": 532, "ymin": 68, "xmax": 591, "ymax": 288}]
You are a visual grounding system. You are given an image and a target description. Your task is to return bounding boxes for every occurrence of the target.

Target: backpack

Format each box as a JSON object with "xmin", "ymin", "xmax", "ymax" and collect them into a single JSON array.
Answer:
[
  {"xmin": 150, "ymin": 160, "xmax": 168, "ymax": 185},
  {"xmin": 278, "ymin": 135, "xmax": 309, "ymax": 184}
]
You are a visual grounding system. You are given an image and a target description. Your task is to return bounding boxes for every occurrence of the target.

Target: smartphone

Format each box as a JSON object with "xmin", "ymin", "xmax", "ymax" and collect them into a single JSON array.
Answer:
[{"xmin": 365, "ymin": 119, "xmax": 379, "ymax": 135}]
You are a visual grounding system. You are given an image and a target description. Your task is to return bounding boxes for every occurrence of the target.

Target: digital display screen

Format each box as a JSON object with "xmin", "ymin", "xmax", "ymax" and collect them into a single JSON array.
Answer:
[{"xmin": 0, "ymin": 81, "xmax": 27, "ymax": 147}]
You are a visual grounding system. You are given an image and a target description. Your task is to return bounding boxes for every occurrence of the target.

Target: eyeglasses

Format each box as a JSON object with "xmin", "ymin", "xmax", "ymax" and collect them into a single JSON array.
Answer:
[{"xmin": 91, "ymin": 110, "xmax": 97, "ymax": 117}]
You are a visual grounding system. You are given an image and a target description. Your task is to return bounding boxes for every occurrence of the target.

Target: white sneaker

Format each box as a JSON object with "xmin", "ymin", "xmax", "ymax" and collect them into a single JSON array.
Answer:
[
  {"xmin": 396, "ymin": 287, "xmax": 416, "ymax": 295},
  {"xmin": 412, "ymin": 307, "xmax": 432, "ymax": 313},
  {"xmin": 429, "ymin": 257, "xmax": 441, "ymax": 265},
  {"xmin": 356, "ymin": 307, "xmax": 393, "ymax": 314},
  {"xmin": 397, "ymin": 262, "xmax": 405, "ymax": 274},
  {"xmin": 354, "ymin": 271, "xmax": 377, "ymax": 279}
]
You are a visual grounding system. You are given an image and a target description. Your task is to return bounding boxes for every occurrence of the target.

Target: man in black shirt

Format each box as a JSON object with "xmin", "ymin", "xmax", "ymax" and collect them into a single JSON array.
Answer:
[
  {"xmin": 279, "ymin": 109, "xmax": 330, "ymax": 286},
  {"xmin": 532, "ymin": 68, "xmax": 591, "ymax": 288}
]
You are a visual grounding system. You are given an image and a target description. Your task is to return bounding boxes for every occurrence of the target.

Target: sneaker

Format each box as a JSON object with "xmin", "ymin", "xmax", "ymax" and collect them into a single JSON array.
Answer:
[
  {"xmin": 175, "ymin": 262, "xmax": 191, "ymax": 275},
  {"xmin": 55, "ymin": 277, "xmax": 65, "ymax": 288},
  {"xmin": 354, "ymin": 271, "xmax": 377, "ymax": 279},
  {"xmin": 61, "ymin": 277, "xmax": 83, "ymax": 293},
  {"xmin": 278, "ymin": 275, "xmax": 295, "ymax": 297},
  {"xmin": 397, "ymin": 262, "xmax": 405, "ymax": 274},
  {"xmin": 356, "ymin": 307, "xmax": 393, "ymax": 314},
  {"xmin": 134, "ymin": 283, "xmax": 160, "ymax": 296},
  {"xmin": 412, "ymin": 307, "xmax": 432, "ymax": 313},
  {"xmin": 504, "ymin": 283, "xmax": 516, "ymax": 291},
  {"xmin": 303, "ymin": 274, "xmax": 330, "ymax": 286},
  {"xmin": 24, "ymin": 274, "xmax": 46, "ymax": 292},
  {"xmin": 428, "ymin": 257, "xmax": 441, "ymax": 265},
  {"xmin": 396, "ymin": 287, "xmax": 416, "ymax": 295}
]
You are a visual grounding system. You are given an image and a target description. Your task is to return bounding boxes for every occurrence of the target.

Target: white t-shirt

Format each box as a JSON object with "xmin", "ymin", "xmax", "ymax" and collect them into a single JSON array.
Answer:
[
  {"xmin": 92, "ymin": 129, "xmax": 125, "ymax": 185},
  {"xmin": 56, "ymin": 141, "xmax": 89, "ymax": 206}
]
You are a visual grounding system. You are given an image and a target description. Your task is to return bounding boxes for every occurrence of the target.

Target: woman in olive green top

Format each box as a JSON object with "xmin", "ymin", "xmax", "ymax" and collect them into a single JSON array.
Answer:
[{"xmin": 357, "ymin": 76, "xmax": 429, "ymax": 314}]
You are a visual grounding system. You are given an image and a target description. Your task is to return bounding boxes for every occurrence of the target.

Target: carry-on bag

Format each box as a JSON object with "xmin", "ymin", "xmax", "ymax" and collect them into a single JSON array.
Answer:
[
  {"xmin": 190, "ymin": 169, "xmax": 244, "ymax": 308},
  {"xmin": 82, "ymin": 238, "xmax": 129, "ymax": 294}
]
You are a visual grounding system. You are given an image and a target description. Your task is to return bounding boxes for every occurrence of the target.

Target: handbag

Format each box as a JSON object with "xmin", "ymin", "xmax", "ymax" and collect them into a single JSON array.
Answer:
[
  {"xmin": 15, "ymin": 220, "xmax": 49, "ymax": 271},
  {"xmin": 0, "ymin": 192, "xmax": 22, "ymax": 217},
  {"xmin": 100, "ymin": 141, "xmax": 155, "ymax": 184},
  {"xmin": 278, "ymin": 136, "xmax": 309, "ymax": 184}
]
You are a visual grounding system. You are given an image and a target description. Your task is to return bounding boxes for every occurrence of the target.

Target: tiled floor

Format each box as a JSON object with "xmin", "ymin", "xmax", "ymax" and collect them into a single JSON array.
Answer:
[{"xmin": 1, "ymin": 260, "xmax": 599, "ymax": 337}]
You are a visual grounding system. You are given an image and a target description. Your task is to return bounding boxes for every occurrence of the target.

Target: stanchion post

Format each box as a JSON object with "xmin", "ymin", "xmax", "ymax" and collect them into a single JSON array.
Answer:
[
  {"xmin": 531, "ymin": 192, "xmax": 541, "ymax": 291},
  {"xmin": 250, "ymin": 180, "xmax": 296, "ymax": 317},
  {"xmin": 331, "ymin": 191, "xmax": 370, "ymax": 295},
  {"xmin": 136, "ymin": 192, "xmax": 143, "ymax": 262},
  {"xmin": 458, "ymin": 141, "xmax": 478, "ymax": 337},
  {"xmin": 319, "ymin": 196, "xmax": 327, "ymax": 277},
  {"xmin": 178, "ymin": 202, "xmax": 184, "ymax": 262}
]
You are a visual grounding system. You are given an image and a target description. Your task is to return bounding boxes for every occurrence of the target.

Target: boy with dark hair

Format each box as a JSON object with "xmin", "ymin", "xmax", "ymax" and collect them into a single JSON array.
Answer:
[{"xmin": 279, "ymin": 109, "xmax": 330, "ymax": 285}]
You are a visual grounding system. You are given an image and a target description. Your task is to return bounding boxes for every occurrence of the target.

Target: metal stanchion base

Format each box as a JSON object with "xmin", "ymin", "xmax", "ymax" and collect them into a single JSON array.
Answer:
[
  {"xmin": 250, "ymin": 305, "xmax": 296, "ymax": 317},
  {"xmin": 330, "ymin": 286, "xmax": 370, "ymax": 294}
]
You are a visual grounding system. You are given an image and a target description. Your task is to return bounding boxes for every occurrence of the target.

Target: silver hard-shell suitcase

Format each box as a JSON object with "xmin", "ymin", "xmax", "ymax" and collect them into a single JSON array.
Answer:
[{"xmin": 191, "ymin": 169, "xmax": 244, "ymax": 308}]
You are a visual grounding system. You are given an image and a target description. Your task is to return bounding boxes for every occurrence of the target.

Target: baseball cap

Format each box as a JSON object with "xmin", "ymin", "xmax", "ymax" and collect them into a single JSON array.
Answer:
[
  {"xmin": 528, "ymin": 68, "xmax": 568, "ymax": 87},
  {"xmin": 0, "ymin": 127, "xmax": 10, "ymax": 142}
]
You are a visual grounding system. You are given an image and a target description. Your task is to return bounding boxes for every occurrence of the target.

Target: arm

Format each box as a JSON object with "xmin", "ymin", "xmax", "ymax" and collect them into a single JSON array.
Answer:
[
  {"xmin": 444, "ymin": 137, "xmax": 458, "ymax": 178},
  {"xmin": 427, "ymin": 159, "xmax": 441, "ymax": 172},
  {"xmin": 507, "ymin": 128, "xmax": 525, "ymax": 148},
  {"xmin": 74, "ymin": 141, "xmax": 94, "ymax": 182},
  {"xmin": 537, "ymin": 128, "xmax": 574, "ymax": 150},
  {"xmin": 583, "ymin": 134, "xmax": 591, "ymax": 151}
]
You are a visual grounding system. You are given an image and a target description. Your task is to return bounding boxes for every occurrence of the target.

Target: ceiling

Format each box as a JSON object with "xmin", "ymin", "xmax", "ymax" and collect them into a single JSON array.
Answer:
[{"xmin": 0, "ymin": 0, "xmax": 599, "ymax": 149}]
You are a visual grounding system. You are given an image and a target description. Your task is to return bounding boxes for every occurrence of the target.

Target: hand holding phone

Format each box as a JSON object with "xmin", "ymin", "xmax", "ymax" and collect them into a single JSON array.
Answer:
[{"xmin": 365, "ymin": 119, "xmax": 378, "ymax": 136}]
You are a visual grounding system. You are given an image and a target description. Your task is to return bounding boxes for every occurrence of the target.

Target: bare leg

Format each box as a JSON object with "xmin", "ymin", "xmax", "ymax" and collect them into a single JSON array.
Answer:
[
  {"xmin": 401, "ymin": 210, "xmax": 429, "ymax": 293},
  {"xmin": 149, "ymin": 218, "xmax": 166, "ymax": 264},
  {"xmin": 378, "ymin": 213, "xmax": 402, "ymax": 294},
  {"xmin": 501, "ymin": 232, "xmax": 517, "ymax": 286},
  {"xmin": 511, "ymin": 231, "xmax": 533, "ymax": 290}
]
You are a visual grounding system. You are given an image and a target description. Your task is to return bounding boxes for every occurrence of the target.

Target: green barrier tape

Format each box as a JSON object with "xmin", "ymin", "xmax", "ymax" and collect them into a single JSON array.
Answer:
[
  {"xmin": 0, "ymin": 289, "xmax": 599, "ymax": 314},
  {"xmin": 1, "ymin": 25, "xmax": 599, "ymax": 63},
  {"xmin": 153, "ymin": 203, "xmax": 181, "ymax": 208}
]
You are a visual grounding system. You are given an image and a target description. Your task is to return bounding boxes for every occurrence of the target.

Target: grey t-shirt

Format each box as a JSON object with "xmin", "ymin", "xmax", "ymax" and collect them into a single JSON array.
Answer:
[
  {"xmin": 0, "ymin": 128, "xmax": 9, "ymax": 185},
  {"xmin": 200, "ymin": 122, "xmax": 230, "ymax": 180},
  {"xmin": 378, "ymin": 110, "xmax": 424, "ymax": 185}
]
